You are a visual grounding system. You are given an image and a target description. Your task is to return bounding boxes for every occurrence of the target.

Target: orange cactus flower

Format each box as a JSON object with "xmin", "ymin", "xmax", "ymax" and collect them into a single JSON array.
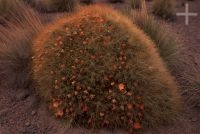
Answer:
[
  {"xmin": 127, "ymin": 103, "xmax": 133, "ymax": 110},
  {"xmin": 80, "ymin": 31, "xmax": 84, "ymax": 35},
  {"xmin": 59, "ymin": 41, "xmax": 63, "ymax": 45},
  {"xmin": 82, "ymin": 105, "xmax": 88, "ymax": 112},
  {"xmin": 91, "ymin": 55, "xmax": 96, "ymax": 60},
  {"xmin": 55, "ymin": 110, "xmax": 64, "ymax": 117},
  {"xmin": 133, "ymin": 122, "xmax": 142, "ymax": 130},
  {"xmin": 108, "ymin": 26, "xmax": 112, "ymax": 29},
  {"xmin": 83, "ymin": 41, "xmax": 87, "ymax": 45},
  {"xmin": 61, "ymin": 77, "xmax": 66, "ymax": 81},
  {"xmin": 52, "ymin": 100, "xmax": 62, "ymax": 108},
  {"xmin": 69, "ymin": 107, "xmax": 73, "ymax": 112},
  {"xmin": 118, "ymin": 83, "xmax": 125, "ymax": 91},
  {"xmin": 139, "ymin": 104, "xmax": 144, "ymax": 110},
  {"xmin": 99, "ymin": 18, "xmax": 105, "ymax": 23},
  {"xmin": 138, "ymin": 112, "xmax": 142, "ymax": 117},
  {"xmin": 60, "ymin": 64, "xmax": 65, "ymax": 69}
]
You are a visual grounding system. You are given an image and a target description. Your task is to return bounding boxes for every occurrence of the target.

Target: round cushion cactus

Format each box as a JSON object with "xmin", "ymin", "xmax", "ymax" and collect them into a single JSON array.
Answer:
[{"xmin": 33, "ymin": 5, "xmax": 180, "ymax": 131}]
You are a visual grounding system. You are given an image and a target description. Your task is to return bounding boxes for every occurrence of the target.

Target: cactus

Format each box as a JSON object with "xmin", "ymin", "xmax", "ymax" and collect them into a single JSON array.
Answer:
[{"xmin": 33, "ymin": 5, "xmax": 180, "ymax": 131}]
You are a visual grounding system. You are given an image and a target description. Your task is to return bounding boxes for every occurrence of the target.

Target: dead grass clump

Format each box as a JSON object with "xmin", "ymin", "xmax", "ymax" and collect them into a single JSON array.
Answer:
[
  {"xmin": 123, "ymin": 4, "xmax": 177, "ymax": 63},
  {"xmin": 130, "ymin": 0, "xmax": 142, "ymax": 9},
  {"xmin": 24, "ymin": 0, "xmax": 79, "ymax": 13},
  {"xmin": 0, "ymin": 1, "xmax": 43, "ymax": 89},
  {"xmin": 80, "ymin": 0, "xmax": 94, "ymax": 4},
  {"xmin": 33, "ymin": 5, "xmax": 180, "ymax": 131},
  {"xmin": 108, "ymin": 0, "xmax": 124, "ymax": 3},
  {"xmin": 50, "ymin": 0, "xmax": 79, "ymax": 12},
  {"xmin": 0, "ymin": 0, "xmax": 15, "ymax": 17},
  {"xmin": 152, "ymin": 0, "xmax": 175, "ymax": 20}
]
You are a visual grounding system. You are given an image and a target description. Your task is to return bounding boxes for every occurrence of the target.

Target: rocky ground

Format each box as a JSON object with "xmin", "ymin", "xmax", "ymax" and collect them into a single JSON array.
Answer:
[{"xmin": 0, "ymin": 0, "xmax": 200, "ymax": 134}]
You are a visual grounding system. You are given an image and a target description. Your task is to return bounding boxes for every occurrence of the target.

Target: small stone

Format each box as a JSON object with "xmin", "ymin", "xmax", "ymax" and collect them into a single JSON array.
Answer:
[
  {"xmin": 10, "ymin": 120, "xmax": 15, "ymax": 125},
  {"xmin": 111, "ymin": 82, "xmax": 115, "ymax": 86},
  {"xmin": 31, "ymin": 110, "xmax": 36, "ymax": 116},
  {"xmin": 100, "ymin": 112, "xmax": 104, "ymax": 117},
  {"xmin": 24, "ymin": 125, "xmax": 39, "ymax": 133},
  {"xmin": 25, "ymin": 122, "xmax": 30, "ymax": 127},
  {"xmin": 26, "ymin": 97, "xmax": 39, "ymax": 110},
  {"xmin": 16, "ymin": 91, "xmax": 30, "ymax": 101}
]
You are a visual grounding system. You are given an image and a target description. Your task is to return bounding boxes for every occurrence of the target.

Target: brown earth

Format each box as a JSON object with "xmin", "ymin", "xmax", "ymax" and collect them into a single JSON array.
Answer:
[{"xmin": 0, "ymin": 0, "xmax": 200, "ymax": 134}]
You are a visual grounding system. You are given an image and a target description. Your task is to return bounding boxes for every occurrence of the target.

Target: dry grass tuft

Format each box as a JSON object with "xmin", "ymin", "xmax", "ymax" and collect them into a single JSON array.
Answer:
[
  {"xmin": 33, "ymin": 5, "xmax": 180, "ymax": 131},
  {"xmin": 152, "ymin": 0, "xmax": 175, "ymax": 20},
  {"xmin": 122, "ymin": 3, "xmax": 177, "ymax": 63},
  {"xmin": 24, "ymin": 0, "xmax": 79, "ymax": 13},
  {"xmin": 129, "ymin": 0, "xmax": 142, "ymax": 9},
  {"xmin": 0, "ymin": 1, "xmax": 43, "ymax": 89},
  {"xmin": 0, "ymin": 0, "xmax": 15, "ymax": 17},
  {"xmin": 108, "ymin": 0, "xmax": 124, "ymax": 3},
  {"xmin": 80, "ymin": 0, "xmax": 94, "ymax": 4}
]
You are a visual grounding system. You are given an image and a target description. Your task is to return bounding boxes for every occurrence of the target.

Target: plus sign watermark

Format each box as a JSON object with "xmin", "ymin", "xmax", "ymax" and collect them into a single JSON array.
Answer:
[{"xmin": 176, "ymin": 3, "xmax": 198, "ymax": 25}]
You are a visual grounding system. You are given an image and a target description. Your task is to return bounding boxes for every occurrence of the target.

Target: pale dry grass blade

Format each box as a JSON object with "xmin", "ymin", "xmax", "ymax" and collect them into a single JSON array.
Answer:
[{"xmin": 0, "ymin": 1, "xmax": 43, "ymax": 89}]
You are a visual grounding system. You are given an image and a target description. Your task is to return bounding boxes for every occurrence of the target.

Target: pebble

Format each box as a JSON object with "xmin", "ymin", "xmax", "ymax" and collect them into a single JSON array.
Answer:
[
  {"xmin": 16, "ymin": 91, "xmax": 30, "ymax": 101},
  {"xmin": 27, "ymin": 97, "xmax": 39, "ymax": 109},
  {"xmin": 24, "ymin": 125, "xmax": 39, "ymax": 134},
  {"xmin": 25, "ymin": 122, "xmax": 30, "ymax": 127},
  {"xmin": 31, "ymin": 110, "xmax": 36, "ymax": 116}
]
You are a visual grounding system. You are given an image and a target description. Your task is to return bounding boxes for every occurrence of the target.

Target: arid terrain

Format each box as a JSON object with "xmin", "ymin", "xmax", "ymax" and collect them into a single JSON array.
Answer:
[{"xmin": 0, "ymin": 0, "xmax": 199, "ymax": 134}]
